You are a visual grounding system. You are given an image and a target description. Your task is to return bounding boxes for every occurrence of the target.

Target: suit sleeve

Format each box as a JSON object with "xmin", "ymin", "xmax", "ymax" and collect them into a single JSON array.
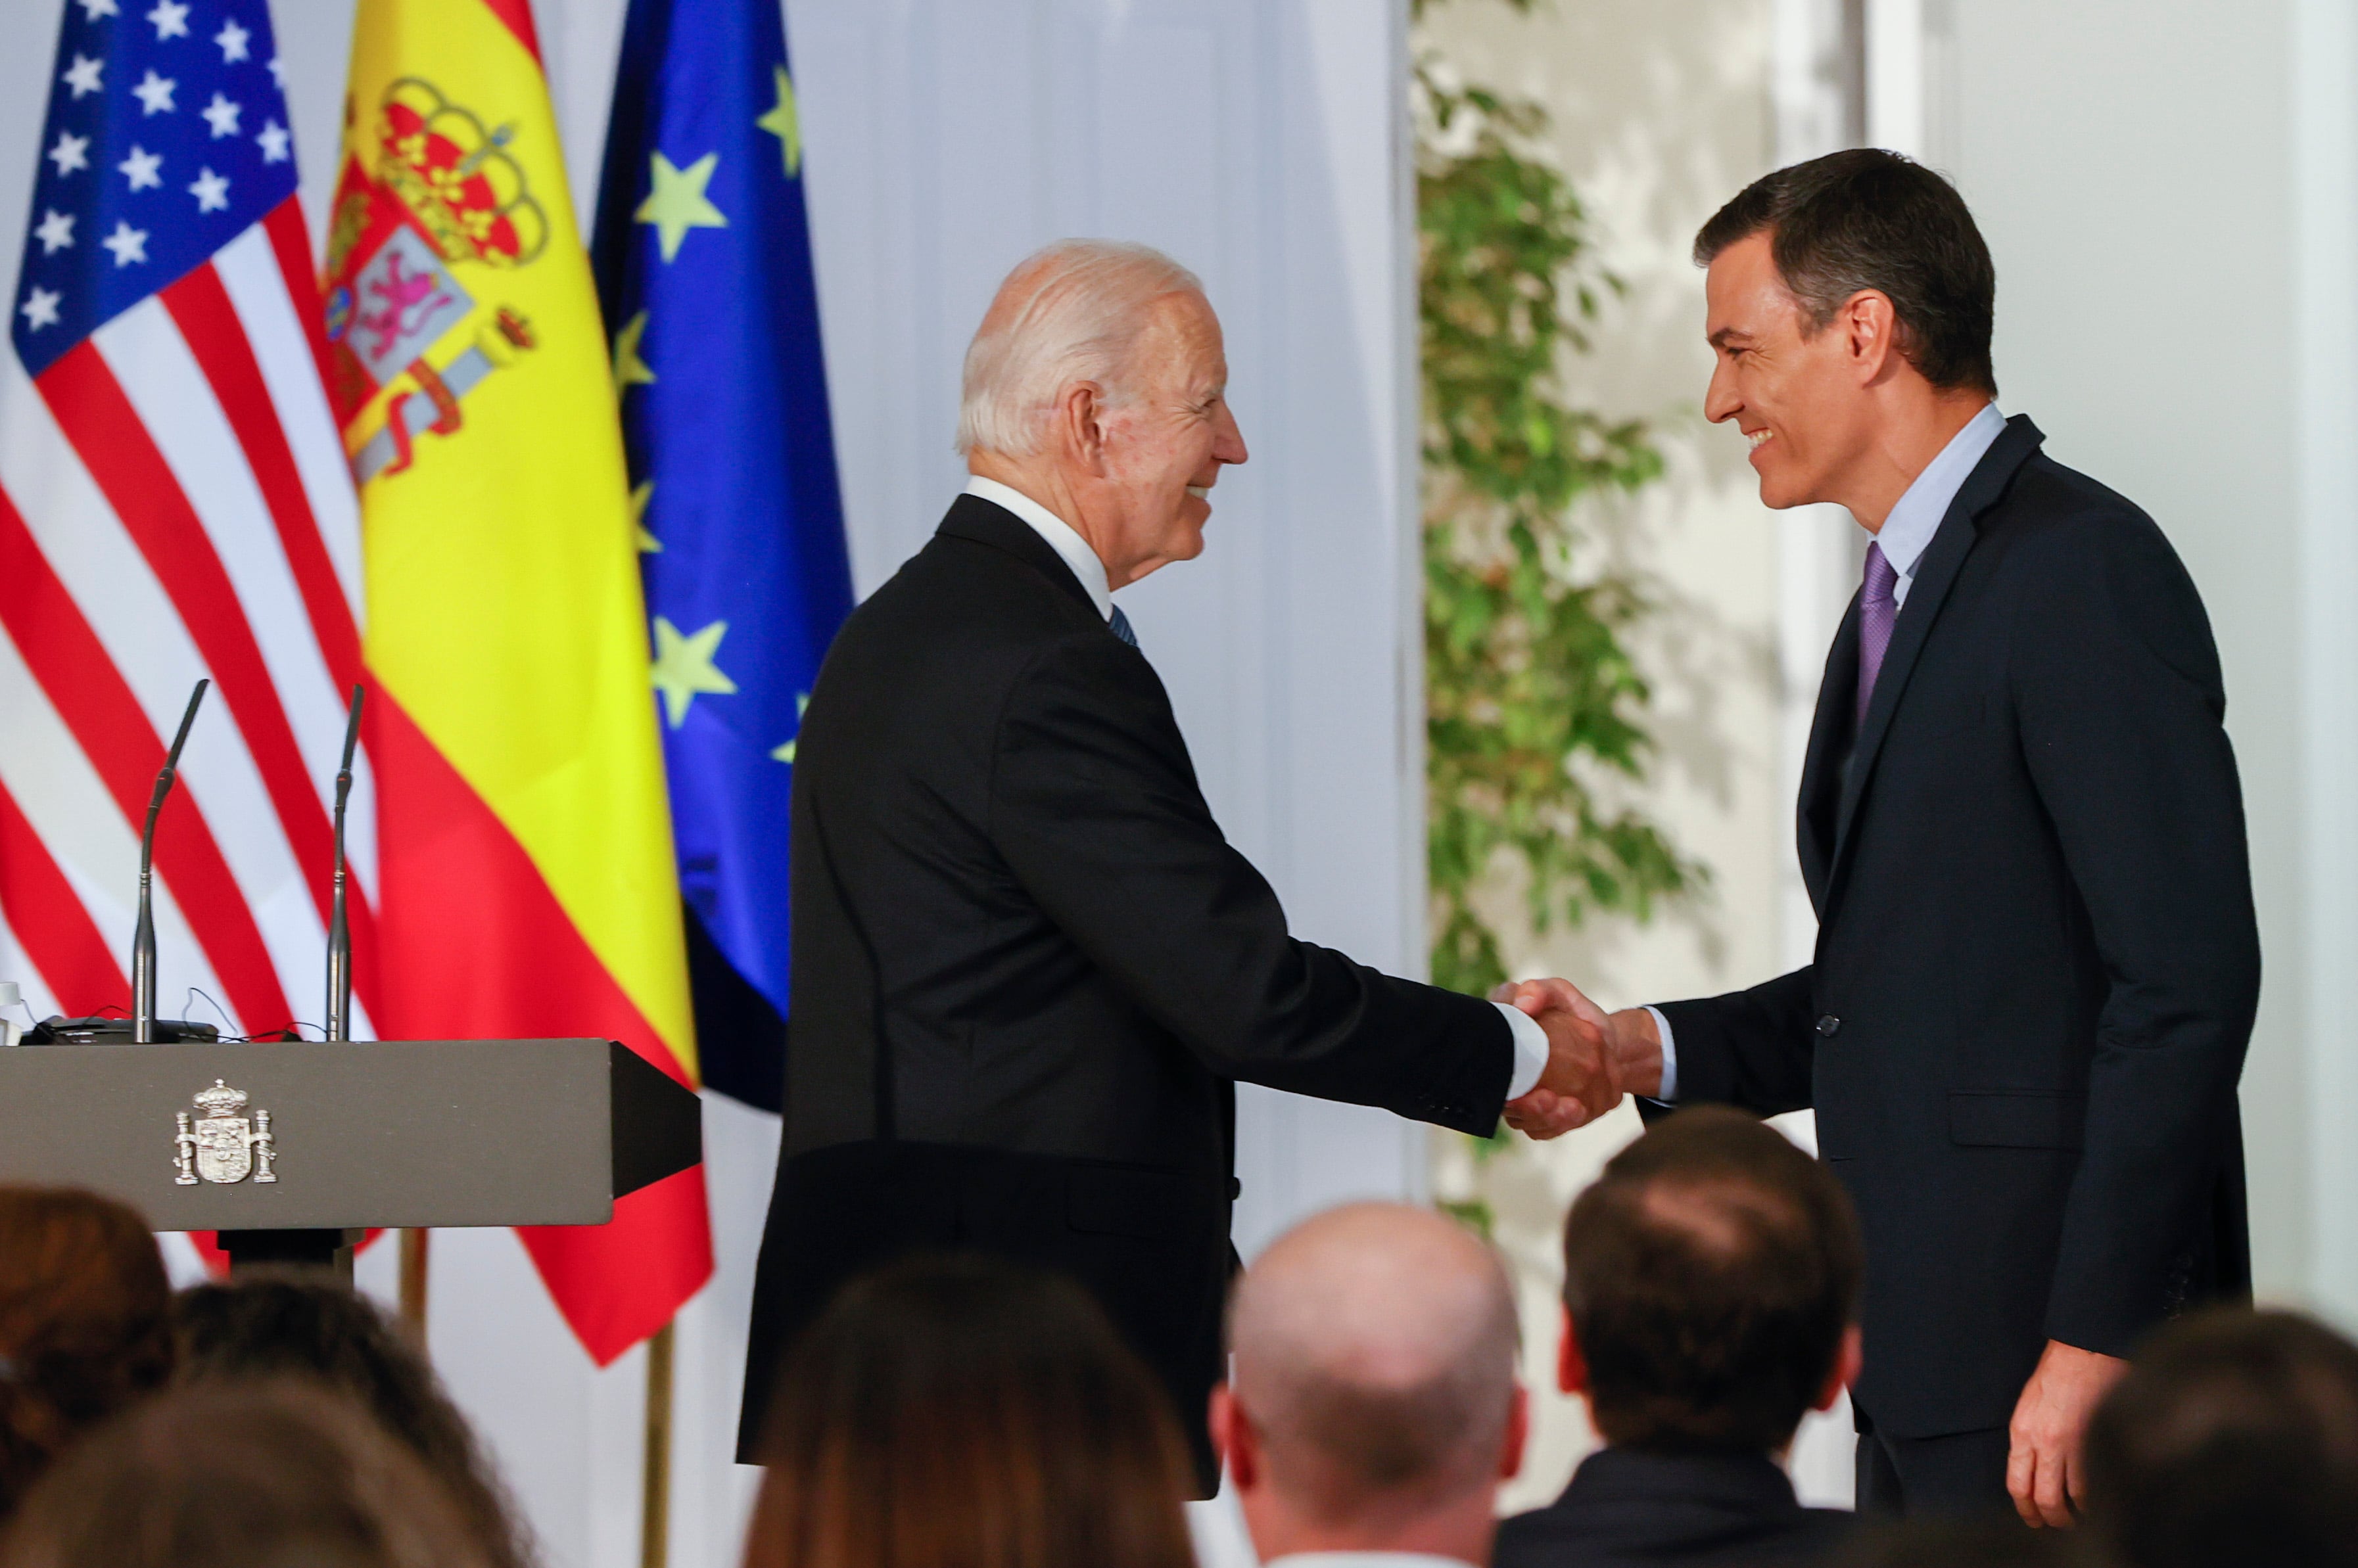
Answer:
[
  {"xmin": 2008, "ymin": 515, "xmax": 2260, "ymax": 1357},
  {"xmin": 987, "ymin": 633, "xmax": 1515, "ymax": 1137},
  {"xmin": 1651, "ymin": 967, "xmax": 1818, "ymax": 1118}
]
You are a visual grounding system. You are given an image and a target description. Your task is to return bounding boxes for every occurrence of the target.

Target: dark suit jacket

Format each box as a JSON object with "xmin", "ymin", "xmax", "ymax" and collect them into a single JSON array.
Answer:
[
  {"xmin": 1494, "ymin": 1448, "xmax": 1857, "ymax": 1568},
  {"xmin": 1655, "ymin": 417, "xmax": 2259, "ymax": 1439},
  {"xmin": 737, "ymin": 495, "xmax": 1517, "ymax": 1488}
]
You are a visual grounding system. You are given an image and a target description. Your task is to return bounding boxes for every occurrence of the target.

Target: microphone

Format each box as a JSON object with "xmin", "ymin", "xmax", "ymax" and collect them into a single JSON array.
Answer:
[
  {"xmin": 133, "ymin": 680, "xmax": 210, "ymax": 1044},
  {"xmin": 325, "ymin": 684, "xmax": 363, "ymax": 1042}
]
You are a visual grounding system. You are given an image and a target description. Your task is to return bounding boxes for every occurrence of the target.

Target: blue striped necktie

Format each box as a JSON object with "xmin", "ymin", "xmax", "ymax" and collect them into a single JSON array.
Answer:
[{"xmin": 1109, "ymin": 605, "xmax": 1139, "ymax": 649}]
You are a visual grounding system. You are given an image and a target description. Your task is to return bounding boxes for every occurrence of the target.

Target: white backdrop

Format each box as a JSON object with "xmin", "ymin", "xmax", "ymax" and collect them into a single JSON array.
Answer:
[{"xmin": 0, "ymin": 3, "xmax": 1423, "ymax": 1566}]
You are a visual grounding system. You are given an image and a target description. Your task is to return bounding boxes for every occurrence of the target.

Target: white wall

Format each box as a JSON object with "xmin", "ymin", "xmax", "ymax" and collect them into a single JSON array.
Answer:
[{"xmin": 1, "ymin": 3, "xmax": 1423, "ymax": 1566}]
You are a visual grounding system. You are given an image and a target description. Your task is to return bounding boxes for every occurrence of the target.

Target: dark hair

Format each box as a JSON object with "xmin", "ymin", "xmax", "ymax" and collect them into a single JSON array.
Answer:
[
  {"xmin": 170, "ymin": 1274, "xmax": 532, "ymax": 1568},
  {"xmin": 0, "ymin": 1381, "xmax": 497, "ymax": 1568},
  {"xmin": 2083, "ymin": 1307, "xmax": 2358, "ymax": 1568},
  {"xmin": 1831, "ymin": 1519, "xmax": 2079, "ymax": 1568},
  {"xmin": 0, "ymin": 1188, "xmax": 174, "ymax": 1517},
  {"xmin": 1694, "ymin": 148, "xmax": 1997, "ymax": 396},
  {"xmin": 1561, "ymin": 1106, "xmax": 1862, "ymax": 1452},
  {"xmin": 744, "ymin": 1254, "xmax": 1194, "ymax": 1568}
]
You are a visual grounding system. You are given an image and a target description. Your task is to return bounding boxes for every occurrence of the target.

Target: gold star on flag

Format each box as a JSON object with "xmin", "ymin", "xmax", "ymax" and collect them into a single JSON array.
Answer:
[
  {"xmin": 631, "ymin": 480, "xmax": 659, "ymax": 553},
  {"xmin": 651, "ymin": 616, "xmax": 737, "ymax": 727},
  {"xmin": 757, "ymin": 65, "xmax": 801, "ymax": 178},
  {"xmin": 636, "ymin": 151, "xmax": 728, "ymax": 264},
  {"xmin": 770, "ymin": 692, "xmax": 812, "ymax": 763},
  {"xmin": 613, "ymin": 310, "xmax": 655, "ymax": 392}
]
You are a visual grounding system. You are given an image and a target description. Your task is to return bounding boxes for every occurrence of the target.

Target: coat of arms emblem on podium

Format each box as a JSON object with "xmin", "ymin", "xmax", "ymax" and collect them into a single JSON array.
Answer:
[{"xmin": 174, "ymin": 1080, "xmax": 278, "ymax": 1187}]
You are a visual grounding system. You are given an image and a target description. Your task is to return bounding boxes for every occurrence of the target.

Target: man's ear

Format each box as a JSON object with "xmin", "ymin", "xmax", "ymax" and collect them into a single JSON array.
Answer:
[
  {"xmin": 1209, "ymin": 1383, "xmax": 1260, "ymax": 1490},
  {"xmin": 1053, "ymin": 380, "xmax": 1110, "ymax": 470},
  {"xmin": 1842, "ymin": 290, "xmax": 1902, "ymax": 386},
  {"xmin": 1557, "ymin": 1304, "xmax": 1590, "ymax": 1396},
  {"xmin": 1814, "ymin": 1324, "xmax": 1864, "ymax": 1413},
  {"xmin": 1499, "ymin": 1382, "xmax": 1530, "ymax": 1481}
]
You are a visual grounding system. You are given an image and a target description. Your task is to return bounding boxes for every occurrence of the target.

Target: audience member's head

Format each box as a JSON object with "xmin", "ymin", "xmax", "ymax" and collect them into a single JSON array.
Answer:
[
  {"xmin": 1214, "ymin": 1202, "xmax": 1524, "ymax": 1565},
  {"xmin": 1831, "ymin": 1518, "xmax": 2078, "ymax": 1568},
  {"xmin": 1559, "ymin": 1106, "xmax": 1862, "ymax": 1455},
  {"xmin": 170, "ymin": 1273, "xmax": 531, "ymax": 1568},
  {"xmin": 2083, "ymin": 1306, "xmax": 2358, "ymax": 1568},
  {"xmin": 743, "ymin": 1253, "xmax": 1194, "ymax": 1568},
  {"xmin": 0, "ymin": 1381, "xmax": 496, "ymax": 1568},
  {"xmin": 0, "ymin": 1188, "xmax": 173, "ymax": 1517}
]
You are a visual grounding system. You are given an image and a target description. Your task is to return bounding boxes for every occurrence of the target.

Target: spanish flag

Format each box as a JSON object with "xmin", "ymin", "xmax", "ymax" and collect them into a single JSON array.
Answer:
[{"xmin": 329, "ymin": 0, "xmax": 713, "ymax": 1360}]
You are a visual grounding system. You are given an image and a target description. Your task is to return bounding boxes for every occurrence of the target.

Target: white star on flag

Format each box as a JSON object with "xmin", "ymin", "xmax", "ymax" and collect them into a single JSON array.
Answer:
[
  {"xmin": 188, "ymin": 166, "xmax": 229, "ymax": 213},
  {"xmin": 47, "ymin": 131, "xmax": 90, "ymax": 177},
  {"xmin": 201, "ymin": 93, "xmax": 241, "ymax": 138},
  {"xmin": 18, "ymin": 288, "xmax": 62, "ymax": 331},
  {"xmin": 146, "ymin": 0, "xmax": 189, "ymax": 39},
  {"xmin": 214, "ymin": 18, "xmax": 250, "ymax": 62},
  {"xmin": 33, "ymin": 210, "xmax": 75, "ymax": 254},
  {"xmin": 268, "ymin": 55, "xmax": 284, "ymax": 87},
  {"xmin": 132, "ymin": 70, "xmax": 176, "ymax": 114},
  {"xmin": 256, "ymin": 120, "xmax": 291, "ymax": 164},
  {"xmin": 76, "ymin": 0, "xmax": 120, "ymax": 18},
  {"xmin": 61, "ymin": 54, "xmax": 103, "ymax": 99},
  {"xmin": 100, "ymin": 219, "xmax": 149, "ymax": 267},
  {"xmin": 118, "ymin": 145, "xmax": 163, "ymax": 190}
]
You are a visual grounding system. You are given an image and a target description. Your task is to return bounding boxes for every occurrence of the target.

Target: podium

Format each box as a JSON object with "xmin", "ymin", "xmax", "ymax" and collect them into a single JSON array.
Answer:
[{"xmin": 0, "ymin": 1038, "xmax": 701, "ymax": 1268}]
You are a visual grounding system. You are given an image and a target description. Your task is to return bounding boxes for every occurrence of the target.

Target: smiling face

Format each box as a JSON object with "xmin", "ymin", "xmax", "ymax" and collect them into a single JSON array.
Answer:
[
  {"xmin": 1091, "ymin": 291, "xmax": 1250, "ymax": 587},
  {"xmin": 1702, "ymin": 231, "xmax": 1877, "ymax": 511}
]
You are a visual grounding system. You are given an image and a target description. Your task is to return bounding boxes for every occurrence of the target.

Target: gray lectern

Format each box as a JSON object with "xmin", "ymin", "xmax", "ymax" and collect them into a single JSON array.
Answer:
[{"xmin": 0, "ymin": 1038, "xmax": 701, "ymax": 1268}]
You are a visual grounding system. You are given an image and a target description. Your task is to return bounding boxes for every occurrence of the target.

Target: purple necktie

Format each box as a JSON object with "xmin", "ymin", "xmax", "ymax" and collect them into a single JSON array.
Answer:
[{"xmin": 1855, "ymin": 542, "xmax": 1898, "ymax": 731}]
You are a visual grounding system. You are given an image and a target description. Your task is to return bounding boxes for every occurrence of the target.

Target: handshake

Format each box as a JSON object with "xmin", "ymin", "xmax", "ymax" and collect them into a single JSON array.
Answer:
[{"xmin": 1490, "ymin": 978, "xmax": 1667, "ymax": 1140}]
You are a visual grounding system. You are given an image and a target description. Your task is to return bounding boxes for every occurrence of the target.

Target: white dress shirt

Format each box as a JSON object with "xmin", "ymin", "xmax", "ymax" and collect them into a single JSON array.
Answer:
[
  {"xmin": 1646, "ymin": 401, "xmax": 2006, "ymax": 1104},
  {"xmin": 960, "ymin": 475, "xmax": 1549, "ymax": 1099}
]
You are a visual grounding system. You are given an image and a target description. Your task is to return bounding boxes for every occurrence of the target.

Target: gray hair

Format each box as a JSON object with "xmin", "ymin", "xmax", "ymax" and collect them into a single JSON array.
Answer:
[
  {"xmin": 1228, "ymin": 1203, "xmax": 1519, "ymax": 1518},
  {"xmin": 955, "ymin": 239, "xmax": 1204, "ymax": 458}
]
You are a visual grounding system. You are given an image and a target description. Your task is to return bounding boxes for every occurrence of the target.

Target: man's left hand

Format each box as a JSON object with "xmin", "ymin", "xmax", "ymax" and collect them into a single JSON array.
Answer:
[{"xmin": 2007, "ymin": 1339, "xmax": 2128, "ymax": 1528}]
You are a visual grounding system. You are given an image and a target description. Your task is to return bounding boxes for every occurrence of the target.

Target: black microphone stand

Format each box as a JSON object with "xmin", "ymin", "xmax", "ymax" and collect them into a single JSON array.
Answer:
[{"xmin": 133, "ymin": 681, "xmax": 209, "ymax": 1044}]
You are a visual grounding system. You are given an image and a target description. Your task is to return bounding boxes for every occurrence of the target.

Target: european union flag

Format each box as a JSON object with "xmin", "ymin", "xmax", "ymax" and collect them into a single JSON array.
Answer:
[{"xmin": 591, "ymin": 0, "xmax": 853, "ymax": 1112}]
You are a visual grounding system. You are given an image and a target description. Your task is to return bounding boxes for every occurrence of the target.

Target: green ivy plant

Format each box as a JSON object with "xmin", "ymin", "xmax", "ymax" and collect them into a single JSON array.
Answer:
[{"xmin": 1415, "ymin": 0, "xmax": 1698, "ymax": 1002}]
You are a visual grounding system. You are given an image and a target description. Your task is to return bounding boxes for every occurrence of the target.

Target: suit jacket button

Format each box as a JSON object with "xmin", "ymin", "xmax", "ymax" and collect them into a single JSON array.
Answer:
[{"xmin": 1816, "ymin": 1015, "xmax": 1841, "ymax": 1038}]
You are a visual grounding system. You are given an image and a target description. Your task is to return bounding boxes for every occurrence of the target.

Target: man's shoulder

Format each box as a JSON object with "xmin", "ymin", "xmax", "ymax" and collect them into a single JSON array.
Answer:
[
  {"xmin": 1493, "ymin": 1450, "xmax": 1858, "ymax": 1568},
  {"xmin": 835, "ymin": 518, "xmax": 1106, "ymax": 673},
  {"xmin": 1979, "ymin": 448, "xmax": 2181, "ymax": 576}
]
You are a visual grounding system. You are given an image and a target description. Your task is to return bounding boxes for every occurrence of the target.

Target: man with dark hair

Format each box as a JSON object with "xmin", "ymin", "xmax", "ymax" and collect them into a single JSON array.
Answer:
[
  {"xmin": 2082, "ymin": 1308, "xmax": 2358, "ymax": 1568},
  {"xmin": 1494, "ymin": 1108, "xmax": 1860, "ymax": 1568},
  {"xmin": 1509, "ymin": 148, "xmax": 2259, "ymax": 1523}
]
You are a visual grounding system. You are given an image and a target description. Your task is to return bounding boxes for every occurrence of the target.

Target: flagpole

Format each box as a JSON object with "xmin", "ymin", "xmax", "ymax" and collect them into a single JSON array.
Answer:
[
  {"xmin": 398, "ymin": 1228, "xmax": 429, "ymax": 1343},
  {"xmin": 640, "ymin": 1319, "xmax": 676, "ymax": 1568}
]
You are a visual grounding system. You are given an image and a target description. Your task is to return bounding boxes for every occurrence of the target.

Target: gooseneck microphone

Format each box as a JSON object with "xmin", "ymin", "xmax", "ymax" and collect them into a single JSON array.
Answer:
[
  {"xmin": 325, "ymin": 684, "xmax": 364, "ymax": 1043},
  {"xmin": 133, "ymin": 680, "xmax": 210, "ymax": 1044}
]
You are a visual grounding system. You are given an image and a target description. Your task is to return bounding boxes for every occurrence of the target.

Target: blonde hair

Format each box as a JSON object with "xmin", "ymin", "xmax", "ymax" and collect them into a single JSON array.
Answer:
[{"xmin": 955, "ymin": 240, "xmax": 1203, "ymax": 458}]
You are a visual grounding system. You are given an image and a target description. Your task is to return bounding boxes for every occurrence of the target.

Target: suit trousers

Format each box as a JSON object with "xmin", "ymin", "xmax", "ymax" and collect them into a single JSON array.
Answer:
[{"xmin": 1854, "ymin": 1408, "xmax": 2012, "ymax": 1517}]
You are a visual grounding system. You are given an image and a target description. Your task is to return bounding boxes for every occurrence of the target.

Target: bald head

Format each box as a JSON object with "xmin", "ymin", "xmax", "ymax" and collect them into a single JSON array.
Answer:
[{"xmin": 1228, "ymin": 1203, "xmax": 1519, "ymax": 1517}]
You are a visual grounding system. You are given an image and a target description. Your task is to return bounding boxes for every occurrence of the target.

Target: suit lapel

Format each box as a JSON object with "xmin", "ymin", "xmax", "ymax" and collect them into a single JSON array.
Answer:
[
  {"xmin": 1795, "ymin": 599, "xmax": 1859, "ymax": 911},
  {"xmin": 1826, "ymin": 416, "xmax": 2046, "ymax": 894}
]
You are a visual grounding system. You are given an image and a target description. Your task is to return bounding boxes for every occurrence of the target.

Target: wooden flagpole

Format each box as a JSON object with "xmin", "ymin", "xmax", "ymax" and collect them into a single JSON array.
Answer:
[
  {"xmin": 641, "ymin": 1319, "xmax": 676, "ymax": 1568},
  {"xmin": 398, "ymin": 1228, "xmax": 429, "ymax": 1342}
]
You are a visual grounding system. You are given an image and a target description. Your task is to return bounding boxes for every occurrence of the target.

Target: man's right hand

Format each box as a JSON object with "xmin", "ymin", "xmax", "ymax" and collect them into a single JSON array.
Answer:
[
  {"xmin": 1494, "ymin": 979, "xmax": 1667, "ymax": 1138},
  {"xmin": 1497, "ymin": 980, "xmax": 1624, "ymax": 1139}
]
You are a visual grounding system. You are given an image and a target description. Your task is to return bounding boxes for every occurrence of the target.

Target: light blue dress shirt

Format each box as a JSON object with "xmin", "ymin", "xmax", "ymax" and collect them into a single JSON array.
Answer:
[{"xmin": 1648, "ymin": 402, "xmax": 2004, "ymax": 1103}]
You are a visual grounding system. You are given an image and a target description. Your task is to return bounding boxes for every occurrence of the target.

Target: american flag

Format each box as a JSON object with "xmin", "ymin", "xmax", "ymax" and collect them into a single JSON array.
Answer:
[{"xmin": 0, "ymin": 0, "xmax": 371, "ymax": 1043}]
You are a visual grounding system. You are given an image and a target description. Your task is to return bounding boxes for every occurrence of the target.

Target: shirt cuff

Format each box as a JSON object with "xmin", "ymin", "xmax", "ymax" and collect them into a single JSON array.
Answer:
[
  {"xmin": 1643, "ymin": 1004, "xmax": 1678, "ymax": 1103},
  {"xmin": 1495, "ymin": 1002, "xmax": 1549, "ymax": 1100}
]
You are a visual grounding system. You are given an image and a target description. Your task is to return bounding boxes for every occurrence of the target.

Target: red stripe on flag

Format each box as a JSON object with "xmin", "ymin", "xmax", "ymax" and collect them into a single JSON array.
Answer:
[
  {"xmin": 0, "ymin": 773, "xmax": 128, "ymax": 1017},
  {"xmin": 0, "ymin": 485, "xmax": 294, "ymax": 1032},
  {"xmin": 368, "ymin": 685, "xmax": 707, "ymax": 1360},
  {"xmin": 161, "ymin": 262, "xmax": 363, "ymax": 696},
  {"xmin": 476, "ymin": 0, "xmax": 542, "ymax": 61},
  {"xmin": 39, "ymin": 343, "xmax": 345, "ymax": 942},
  {"xmin": 262, "ymin": 202, "xmax": 337, "ymax": 407}
]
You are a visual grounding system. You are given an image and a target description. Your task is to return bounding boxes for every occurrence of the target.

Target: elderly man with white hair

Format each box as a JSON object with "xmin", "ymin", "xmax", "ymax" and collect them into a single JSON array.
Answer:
[
  {"xmin": 1214, "ymin": 1203, "xmax": 1528, "ymax": 1566},
  {"xmin": 737, "ymin": 241, "xmax": 1613, "ymax": 1490}
]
